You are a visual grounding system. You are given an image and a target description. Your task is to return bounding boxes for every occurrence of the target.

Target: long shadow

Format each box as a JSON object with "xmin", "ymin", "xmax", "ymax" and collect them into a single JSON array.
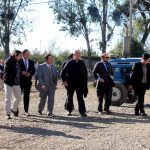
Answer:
[
  {"xmin": 0, "ymin": 125, "xmax": 82, "ymax": 139},
  {"xmin": 20, "ymin": 115, "xmax": 107, "ymax": 129},
  {"xmin": 145, "ymin": 104, "xmax": 150, "ymax": 108},
  {"xmin": 20, "ymin": 112, "xmax": 150, "ymax": 129}
]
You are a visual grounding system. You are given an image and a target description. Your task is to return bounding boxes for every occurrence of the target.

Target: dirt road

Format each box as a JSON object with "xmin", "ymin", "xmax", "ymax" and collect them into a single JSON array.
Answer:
[{"xmin": 0, "ymin": 81, "xmax": 150, "ymax": 150}]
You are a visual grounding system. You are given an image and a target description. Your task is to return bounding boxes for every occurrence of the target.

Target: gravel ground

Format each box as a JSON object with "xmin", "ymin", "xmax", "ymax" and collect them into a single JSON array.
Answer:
[{"xmin": 0, "ymin": 81, "xmax": 150, "ymax": 150}]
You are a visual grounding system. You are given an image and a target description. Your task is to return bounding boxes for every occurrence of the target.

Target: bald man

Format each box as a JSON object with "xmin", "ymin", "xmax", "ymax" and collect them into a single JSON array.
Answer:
[{"xmin": 61, "ymin": 50, "xmax": 88, "ymax": 117}]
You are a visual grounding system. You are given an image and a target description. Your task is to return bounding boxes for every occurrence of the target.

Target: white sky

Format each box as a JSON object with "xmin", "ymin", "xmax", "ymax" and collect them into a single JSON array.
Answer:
[{"xmin": 13, "ymin": 0, "xmax": 122, "ymax": 55}]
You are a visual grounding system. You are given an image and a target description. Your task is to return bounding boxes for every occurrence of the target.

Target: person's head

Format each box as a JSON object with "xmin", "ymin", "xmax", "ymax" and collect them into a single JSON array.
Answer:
[
  {"xmin": 101, "ymin": 53, "xmax": 110, "ymax": 62},
  {"xmin": 74, "ymin": 50, "xmax": 81, "ymax": 61},
  {"xmin": 44, "ymin": 54, "xmax": 53, "ymax": 64},
  {"xmin": 22, "ymin": 49, "xmax": 30, "ymax": 60},
  {"xmin": 141, "ymin": 52, "xmax": 150, "ymax": 64},
  {"xmin": 12, "ymin": 50, "xmax": 22, "ymax": 61},
  {"xmin": 68, "ymin": 53, "xmax": 74, "ymax": 60}
]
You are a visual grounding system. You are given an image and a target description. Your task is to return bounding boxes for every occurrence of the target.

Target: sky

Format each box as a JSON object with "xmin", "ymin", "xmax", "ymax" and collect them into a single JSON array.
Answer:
[{"xmin": 13, "ymin": 0, "xmax": 122, "ymax": 55}]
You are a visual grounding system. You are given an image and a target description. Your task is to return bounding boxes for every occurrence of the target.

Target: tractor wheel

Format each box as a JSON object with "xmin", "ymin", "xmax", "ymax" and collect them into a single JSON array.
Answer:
[
  {"xmin": 125, "ymin": 90, "xmax": 137, "ymax": 103},
  {"xmin": 111, "ymin": 83, "xmax": 127, "ymax": 106}
]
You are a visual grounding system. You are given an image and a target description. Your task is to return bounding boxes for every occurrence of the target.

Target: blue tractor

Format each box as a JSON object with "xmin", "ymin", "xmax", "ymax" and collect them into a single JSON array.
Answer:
[{"xmin": 109, "ymin": 58, "xmax": 141, "ymax": 106}]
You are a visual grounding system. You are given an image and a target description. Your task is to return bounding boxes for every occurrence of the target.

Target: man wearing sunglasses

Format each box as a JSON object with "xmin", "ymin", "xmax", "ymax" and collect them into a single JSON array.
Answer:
[{"xmin": 93, "ymin": 53, "xmax": 115, "ymax": 115}]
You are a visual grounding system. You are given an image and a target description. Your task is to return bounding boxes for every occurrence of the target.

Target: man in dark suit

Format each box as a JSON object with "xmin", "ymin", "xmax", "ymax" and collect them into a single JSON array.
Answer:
[
  {"xmin": 93, "ymin": 53, "xmax": 115, "ymax": 114},
  {"xmin": 61, "ymin": 50, "xmax": 88, "ymax": 117},
  {"xmin": 60, "ymin": 53, "xmax": 74, "ymax": 110},
  {"xmin": 20, "ymin": 49, "xmax": 35, "ymax": 116},
  {"xmin": 128, "ymin": 53, "xmax": 150, "ymax": 116}
]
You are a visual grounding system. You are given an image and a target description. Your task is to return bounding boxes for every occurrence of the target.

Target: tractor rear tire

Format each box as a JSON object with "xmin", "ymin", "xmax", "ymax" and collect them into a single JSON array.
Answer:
[{"xmin": 111, "ymin": 83, "xmax": 127, "ymax": 106}]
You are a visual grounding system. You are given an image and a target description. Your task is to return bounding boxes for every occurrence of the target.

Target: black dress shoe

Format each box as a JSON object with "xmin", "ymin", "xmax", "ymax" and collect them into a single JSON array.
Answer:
[
  {"xmin": 80, "ymin": 113, "xmax": 87, "ymax": 117},
  {"xmin": 104, "ymin": 110, "xmax": 112, "ymax": 115},
  {"xmin": 140, "ymin": 112, "xmax": 148, "ymax": 116},
  {"xmin": 47, "ymin": 112, "xmax": 55, "ymax": 117},
  {"xmin": 11, "ymin": 109, "xmax": 19, "ymax": 117},
  {"xmin": 68, "ymin": 112, "xmax": 72, "ymax": 116},
  {"xmin": 38, "ymin": 111, "xmax": 42, "ymax": 115},
  {"xmin": 135, "ymin": 111, "xmax": 140, "ymax": 116}
]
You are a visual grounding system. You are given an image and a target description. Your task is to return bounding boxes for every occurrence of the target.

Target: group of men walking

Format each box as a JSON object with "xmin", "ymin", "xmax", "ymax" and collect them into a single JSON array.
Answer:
[{"xmin": 2, "ymin": 49, "xmax": 150, "ymax": 119}]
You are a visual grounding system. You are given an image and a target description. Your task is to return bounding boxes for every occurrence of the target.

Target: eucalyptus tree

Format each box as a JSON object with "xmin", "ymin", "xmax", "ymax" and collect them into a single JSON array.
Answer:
[
  {"xmin": 49, "ymin": 0, "xmax": 94, "ymax": 71},
  {"xmin": 87, "ymin": 0, "xmax": 118, "ymax": 53},
  {"xmin": 0, "ymin": 0, "xmax": 33, "ymax": 58},
  {"xmin": 112, "ymin": 0, "xmax": 150, "ymax": 52}
]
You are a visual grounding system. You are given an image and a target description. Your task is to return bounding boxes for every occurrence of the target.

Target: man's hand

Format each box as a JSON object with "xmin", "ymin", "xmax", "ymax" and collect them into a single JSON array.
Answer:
[
  {"xmin": 22, "ymin": 71, "xmax": 27, "ymax": 75},
  {"xmin": 41, "ymin": 85, "xmax": 46, "ymax": 91},
  {"xmin": 63, "ymin": 81, "xmax": 68, "ymax": 87},
  {"xmin": 25, "ymin": 72, "xmax": 31, "ymax": 77},
  {"xmin": 99, "ymin": 78, "xmax": 105, "ymax": 83},
  {"xmin": 128, "ymin": 85, "xmax": 133, "ymax": 91}
]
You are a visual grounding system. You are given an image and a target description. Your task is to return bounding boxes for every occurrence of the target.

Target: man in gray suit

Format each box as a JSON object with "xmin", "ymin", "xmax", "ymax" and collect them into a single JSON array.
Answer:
[{"xmin": 36, "ymin": 54, "xmax": 57, "ymax": 117}]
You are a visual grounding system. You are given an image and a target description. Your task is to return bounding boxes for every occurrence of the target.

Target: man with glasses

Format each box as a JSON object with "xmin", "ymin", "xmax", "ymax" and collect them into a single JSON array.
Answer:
[
  {"xmin": 93, "ymin": 53, "xmax": 115, "ymax": 115},
  {"xmin": 128, "ymin": 53, "xmax": 150, "ymax": 116}
]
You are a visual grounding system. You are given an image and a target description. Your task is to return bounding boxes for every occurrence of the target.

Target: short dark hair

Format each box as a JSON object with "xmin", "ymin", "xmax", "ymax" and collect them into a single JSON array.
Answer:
[
  {"xmin": 142, "ymin": 52, "xmax": 150, "ymax": 60},
  {"xmin": 12, "ymin": 50, "xmax": 22, "ymax": 56},
  {"xmin": 22, "ymin": 49, "xmax": 29, "ymax": 54},
  {"xmin": 44, "ymin": 54, "xmax": 52, "ymax": 60}
]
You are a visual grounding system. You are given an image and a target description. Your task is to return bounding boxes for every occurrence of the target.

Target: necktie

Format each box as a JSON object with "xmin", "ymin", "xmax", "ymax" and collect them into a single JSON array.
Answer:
[
  {"xmin": 24, "ymin": 60, "xmax": 28, "ymax": 71},
  {"xmin": 104, "ymin": 62, "xmax": 108, "ymax": 72},
  {"xmin": 49, "ymin": 65, "xmax": 54, "ymax": 82}
]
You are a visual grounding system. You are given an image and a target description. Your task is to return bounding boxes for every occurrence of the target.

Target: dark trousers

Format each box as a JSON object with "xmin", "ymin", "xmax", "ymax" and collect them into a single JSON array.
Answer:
[
  {"xmin": 97, "ymin": 84, "xmax": 112, "ymax": 112},
  {"xmin": 66, "ymin": 86, "xmax": 86, "ymax": 114},
  {"xmin": 64, "ymin": 86, "xmax": 74, "ymax": 110},
  {"xmin": 134, "ymin": 84, "xmax": 147, "ymax": 113},
  {"xmin": 21, "ymin": 83, "xmax": 32, "ymax": 113}
]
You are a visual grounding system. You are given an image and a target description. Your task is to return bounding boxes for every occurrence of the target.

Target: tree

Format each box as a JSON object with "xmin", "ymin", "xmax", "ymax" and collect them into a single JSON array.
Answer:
[
  {"xmin": 0, "ymin": 0, "xmax": 33, "ymax": 58},
  {"xmin": 110, "ymin": 39, "xmax": 144, "ymax": 57},
  {"xmin": 88, "ymin": 0, "xmax": 118, "ymax": 53},
  {"xmin": 112, "ymin": 0, "xmax": 150, "ymax": 51},
  {"xmin": 49, "ymin": 0, "xmax": 93, "ymax": 71}
]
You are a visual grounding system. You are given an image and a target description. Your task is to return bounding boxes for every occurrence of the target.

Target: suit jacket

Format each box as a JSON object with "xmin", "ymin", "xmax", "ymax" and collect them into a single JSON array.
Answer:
[
  {"xmin": 92, "ymin": 61, "xmax": 115, "ymax": 88},
  {"xmin": 36, "ymin": 63, "xmax": 57, "ymax": 91},
  {"xmin": 20, "ymin": 59, "xmax": 35, "ymax": 87},
  {"xmin": 128, "ymin": 62, "xmax": 150, "ymax": 89},
  {"xmin": 3, "ymin": 56, "xmax": 21, "ymax": 86},
  {"xmin": 61, "ymin": 59, "xmax": 88, "ymax": 97}
]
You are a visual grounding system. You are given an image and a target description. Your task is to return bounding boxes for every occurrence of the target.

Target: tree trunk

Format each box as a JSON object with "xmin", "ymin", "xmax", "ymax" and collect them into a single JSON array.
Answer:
[
  {"xmin": 102, "ymin": 0, "xmax": 108, "ymax": 53},
  {"xmin": 3, "ymin": 0, "xmax": 10, "ymax": 59},
  {"xmin": 85, "ymin": 30, "xmax": 92, "ymax": 72}
]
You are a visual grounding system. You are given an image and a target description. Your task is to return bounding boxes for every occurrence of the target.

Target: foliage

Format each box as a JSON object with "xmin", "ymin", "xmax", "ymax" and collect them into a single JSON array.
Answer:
[
  {"xmin": 0, "ymin": 0, "xmax": 33, "ymax": 57},
  {"xmin": 109, "ymin": 42, "xmax": 123, "ymax": 56},
  {"xmin": 87, "ymin": 0, "xmax": 118, "ymax": 52},
  {"xmin": 112, "ymin": 0, "xmax": 150, "ymax": 47},
  {"xmin": 49, "ymin": 0, "xmax": 93, "ymax": 70},
  {"xmin": 109, "ymin": 39, "xmax": 145, "ymax": 57},
  {"xmin": 0, "ymin": 50, "xmax": 5, "ymax": 59},
  {"xmin": 49, "ymin": 0, "xmax": 90, "ymax": 37}
]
